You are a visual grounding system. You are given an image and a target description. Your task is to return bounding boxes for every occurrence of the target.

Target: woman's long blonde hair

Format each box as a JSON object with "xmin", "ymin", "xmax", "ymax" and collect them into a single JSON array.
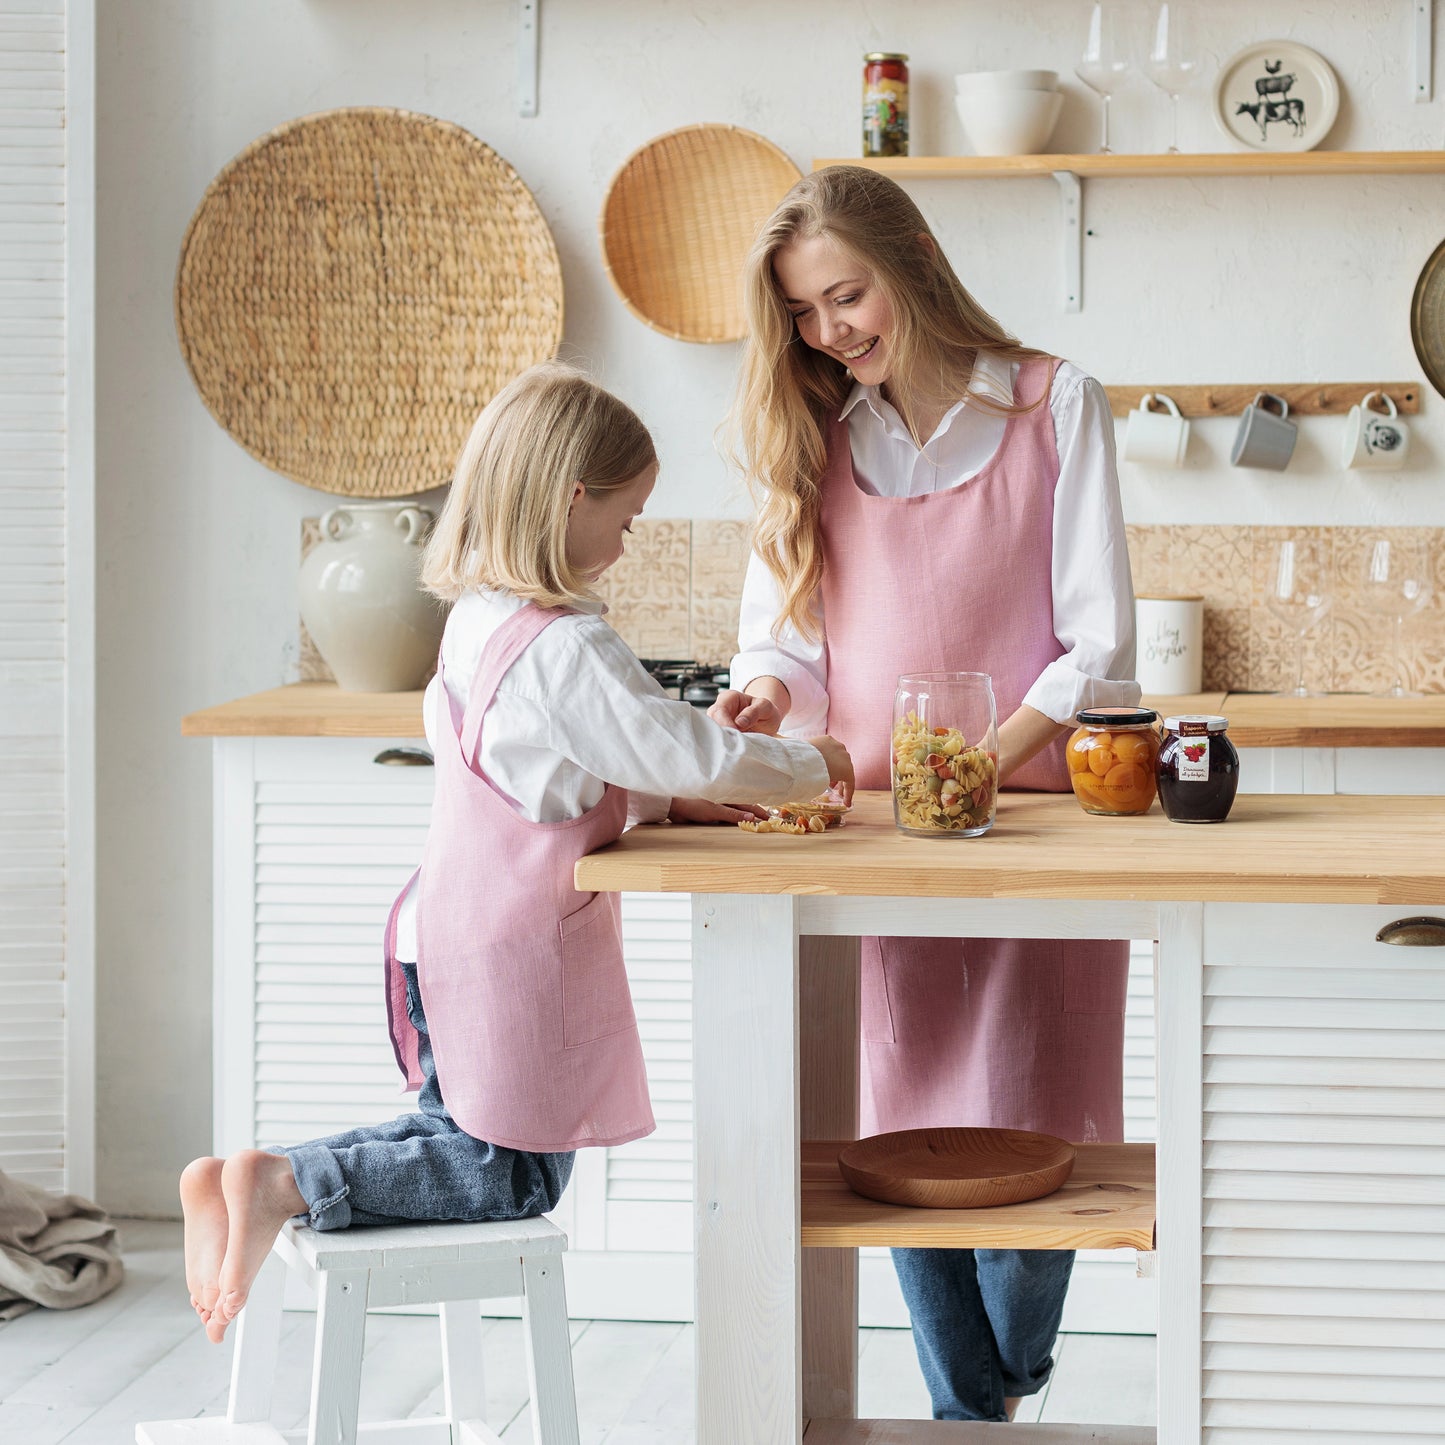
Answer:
[
  {"xmin": 726, "ymin": 165, "xmax": 1047, "ymax": 641},
  {"xmin": 423, "ymin": 361, "xmax": 656, "ymax": 608}
]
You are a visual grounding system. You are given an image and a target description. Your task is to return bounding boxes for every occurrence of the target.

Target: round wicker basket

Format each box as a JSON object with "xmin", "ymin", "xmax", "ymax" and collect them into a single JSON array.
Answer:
[
  {"xmin": 175, "ymin": 107, "xmax": 564, "ymax": 497},
  {"xmin": 599, "ymin": 124, "xmax": 801, "ymax": 344}
]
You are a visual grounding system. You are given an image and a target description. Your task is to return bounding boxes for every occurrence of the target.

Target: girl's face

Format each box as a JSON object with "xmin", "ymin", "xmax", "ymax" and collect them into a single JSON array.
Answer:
[
  {"xmin": 565, "ymin": 462, "xmax": 658, "ymax": 580},
  {"xmin": 773, "ymin": 234, "xmax": 896, "ymax": 387}
]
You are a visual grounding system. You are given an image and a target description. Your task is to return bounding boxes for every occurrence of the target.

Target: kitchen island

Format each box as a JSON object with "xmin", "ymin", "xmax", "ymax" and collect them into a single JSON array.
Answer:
[{"xmin": 575, "ymin": 790, "xmax": 1445, "ymax": 1445}]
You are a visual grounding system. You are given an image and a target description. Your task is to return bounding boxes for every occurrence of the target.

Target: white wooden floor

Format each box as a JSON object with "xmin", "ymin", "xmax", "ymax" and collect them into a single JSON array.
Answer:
[{"xmin": 0, "ymin": 1221, "xmax": 1156, "ymax": 1444}]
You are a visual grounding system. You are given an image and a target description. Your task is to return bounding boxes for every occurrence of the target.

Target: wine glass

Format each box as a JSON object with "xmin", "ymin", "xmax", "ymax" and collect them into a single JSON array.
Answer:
[
  {"xmin": 1359, "ymin": 537, "xmax": 1434, "ymax": 698},
  {"xmin": 1265, "ymin": 539, "xmax": 1333, "ymax": 697},
  {"xmin": 1075, "ymin": 3, "xmax": 1134, "ymax": 154},
  {"xmin": 1145, "ymin": 2, "xmax": 1199, "ymax": 153}
]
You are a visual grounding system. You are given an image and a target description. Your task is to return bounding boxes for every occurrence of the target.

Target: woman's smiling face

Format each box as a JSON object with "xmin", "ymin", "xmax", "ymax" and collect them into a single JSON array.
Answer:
[{"xmin": 773, "ymin": 233, "xmax": 896, "ymax": 386}]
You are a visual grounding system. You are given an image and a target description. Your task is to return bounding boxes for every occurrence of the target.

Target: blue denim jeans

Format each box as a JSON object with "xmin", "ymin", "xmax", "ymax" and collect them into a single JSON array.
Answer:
[
  {"xmin": 891, "ymin": 1247, "xmax": 1073, "ymax": 1422},
  {"xmin": 279, "ymin": 962, "xmax": 574, "ymax": 1231}
]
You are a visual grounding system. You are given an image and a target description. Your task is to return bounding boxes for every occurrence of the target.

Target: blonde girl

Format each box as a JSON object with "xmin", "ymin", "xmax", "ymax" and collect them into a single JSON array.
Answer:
[
  {"xmin": 710, "ymin": 167, "xmax": 1140, "ymax": 1423},
  {"xmin": 181, "ymin": 362, "xmax": 852, "ymax": 1345}
]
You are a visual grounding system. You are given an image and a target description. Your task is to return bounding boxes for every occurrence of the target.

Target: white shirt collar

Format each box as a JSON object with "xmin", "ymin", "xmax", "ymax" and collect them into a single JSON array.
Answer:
[{"xmin": 838, "ymin": 351, "xmax": 1016, "ymax": 429}]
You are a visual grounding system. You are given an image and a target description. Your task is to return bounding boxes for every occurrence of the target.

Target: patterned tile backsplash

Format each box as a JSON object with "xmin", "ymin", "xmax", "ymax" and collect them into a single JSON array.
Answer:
[{"xmin": 299, "ymin": 519, "xmax": 1445, "ymax": 694}]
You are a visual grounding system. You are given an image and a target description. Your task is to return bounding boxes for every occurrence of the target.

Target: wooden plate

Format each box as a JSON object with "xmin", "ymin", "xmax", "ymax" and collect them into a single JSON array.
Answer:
[{"xmin": 837, "ymin": 1127, "xmax": 1076, "ymax": 1209}]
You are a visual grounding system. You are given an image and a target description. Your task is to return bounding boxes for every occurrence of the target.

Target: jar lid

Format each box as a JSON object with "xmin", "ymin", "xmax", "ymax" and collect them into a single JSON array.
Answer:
[
  {"xmin": 865, "ymin": 52, "xmax": 909, "ymax": 61},
  {"xmin": 1076, "ymin": 707, "xmax": 1158, "ymax": 727},
  {"xmin": 1163, "ymin": 714, "xmax": 1229, "ymax": 733}
]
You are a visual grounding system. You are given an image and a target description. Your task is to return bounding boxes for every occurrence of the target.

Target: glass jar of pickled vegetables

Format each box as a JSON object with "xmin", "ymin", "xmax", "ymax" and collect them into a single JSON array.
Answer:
[
  {"xmin": 1066, "ymin": 707, "xmax": 1160, "ymax": 816},
  {"xmin": 892, "ymin": 673, "xmax": 998, "ymax": 838}
]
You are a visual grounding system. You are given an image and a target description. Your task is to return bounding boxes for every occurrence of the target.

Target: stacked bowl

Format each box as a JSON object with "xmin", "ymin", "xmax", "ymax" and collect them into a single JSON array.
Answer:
[{"xmin": 954, "ymin": 70, "xmax": 1063, "ymax": 156}]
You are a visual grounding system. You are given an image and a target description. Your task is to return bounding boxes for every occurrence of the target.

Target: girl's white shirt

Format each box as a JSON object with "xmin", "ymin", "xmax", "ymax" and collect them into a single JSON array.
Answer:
[
  {"xmin": 393, "ymin": 587, "xmax": 830, "ymax": 963},
  {"xmin": 730, "ymin": 353, "xmax": 1141, "ymax": 735}
]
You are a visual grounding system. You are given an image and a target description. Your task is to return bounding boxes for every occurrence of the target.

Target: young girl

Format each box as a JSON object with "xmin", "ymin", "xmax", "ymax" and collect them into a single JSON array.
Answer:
[
  {"xmin": 181, "ymin": 362, "xmax": 853, "ymax": 1345},
  {"xmin": 710, "ymin": 166, "xmax": 1140, "ymax": 1423}
]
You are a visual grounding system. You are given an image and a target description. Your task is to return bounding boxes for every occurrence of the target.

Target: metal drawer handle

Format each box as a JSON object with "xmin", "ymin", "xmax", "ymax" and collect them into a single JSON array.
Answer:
[
  {"xmin": 1376, "ymin": 916, "xmax": 1445, "ymax": 947},
  {"xmin": 373, "ymin": 747, "xmax": 434, "ymax": 767}
]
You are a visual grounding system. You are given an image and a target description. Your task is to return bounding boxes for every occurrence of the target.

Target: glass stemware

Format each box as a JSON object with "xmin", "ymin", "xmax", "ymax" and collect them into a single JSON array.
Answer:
[
  {"xmin": 1145, "ymin": 2, "xmax": 1199, "ymax": 153},
  {"xmin": 1359, "ymin": 538, "xmax": 1434, "ymax": 698},
  {"xmin": 1075, "ymin": 3, "xmax": 1133, "ymax": 154},
  {"xmin": 1265, "ymin": 539, "xmax": 1333, "ymax": 698}
]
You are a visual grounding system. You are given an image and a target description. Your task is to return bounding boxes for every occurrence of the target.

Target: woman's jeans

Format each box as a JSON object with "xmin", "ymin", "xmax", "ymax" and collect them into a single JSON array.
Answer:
[
  {"xmin": 892, "ymin": 1246, "xmax": 1073, "ymax": 1422},
  {"xmin": 278, "ymin": 962, "xmax": 574, "ymax": 1231}
]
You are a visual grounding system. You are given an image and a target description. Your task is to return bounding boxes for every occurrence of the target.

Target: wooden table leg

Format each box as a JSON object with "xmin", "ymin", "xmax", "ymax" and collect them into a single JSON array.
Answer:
[{"xmin": 801, "ymin": 933, "xmax": 860, "ymax": 1421}]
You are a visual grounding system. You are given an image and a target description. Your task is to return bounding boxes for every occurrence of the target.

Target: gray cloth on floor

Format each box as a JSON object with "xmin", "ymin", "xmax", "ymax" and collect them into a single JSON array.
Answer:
[{"xmin": 0, "ymin": 1168, "xmax": 125, "ymax": 1320}]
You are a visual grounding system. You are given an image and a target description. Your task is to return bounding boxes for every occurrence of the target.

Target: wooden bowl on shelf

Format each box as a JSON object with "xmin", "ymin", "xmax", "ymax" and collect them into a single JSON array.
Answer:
[{"xmin": 837, "ymin": 1127, "xmax": 1076, "ymax": 1209}]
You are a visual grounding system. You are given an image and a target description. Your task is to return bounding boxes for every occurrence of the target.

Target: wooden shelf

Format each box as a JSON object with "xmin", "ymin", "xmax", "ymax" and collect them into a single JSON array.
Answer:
[
  {"xmin": 801, "ymin": 1142, "xmax": 1155, "ymax": 1251},
  {"xmin": 803, "ymin": 1421, "xmax": 1155, "ymax": 1443},
  {"xmin": 814, "ymin": 150, "xmax": 1445, "ymax": 179}
]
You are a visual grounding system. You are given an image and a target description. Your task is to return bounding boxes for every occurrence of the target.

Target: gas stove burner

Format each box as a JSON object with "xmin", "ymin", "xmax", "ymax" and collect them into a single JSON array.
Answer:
[{"xmin": 640, "ymin": 658, "xmax": 731, "ymax": 708}]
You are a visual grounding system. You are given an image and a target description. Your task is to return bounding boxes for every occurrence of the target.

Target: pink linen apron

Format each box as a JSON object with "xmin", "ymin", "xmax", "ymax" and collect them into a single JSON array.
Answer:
[
  {"xmin": 383, "ymin": 602, "xmax": 655, "ymax": 1153},
  {"xmin": 820, "ymin": 357, "xmax": 1128, "ymax": 1145}
]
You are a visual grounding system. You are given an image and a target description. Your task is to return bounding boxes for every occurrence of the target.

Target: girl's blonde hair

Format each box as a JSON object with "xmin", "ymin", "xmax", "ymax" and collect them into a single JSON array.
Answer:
[
  {"xmin": 726, "ymin": 164, "xmax": 1048, "ymax": 641},
  {"xmin": 423, "ymin": 361, "xmax": 656, "ymax": 608}
]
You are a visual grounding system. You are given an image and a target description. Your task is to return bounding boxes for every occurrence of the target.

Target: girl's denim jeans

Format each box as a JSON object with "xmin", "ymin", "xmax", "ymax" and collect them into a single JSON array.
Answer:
[
  {"xmin": 892, "ymin": 1246, "xmax": 1073, "ymax": 1422},
  {"xmin": 278, "ymin": 962, "xmax": 574, "ymax": 1231}
]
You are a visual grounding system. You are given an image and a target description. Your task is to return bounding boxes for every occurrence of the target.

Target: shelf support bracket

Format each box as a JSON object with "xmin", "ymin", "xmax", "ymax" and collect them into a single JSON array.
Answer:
[
  {"xmin": 1053, "ymin": 170, "xmax": 1082, "ymax": 313},
  {"xmin": 518, "ymin": 0, "xmax": 539, "ymax": 116},
  {"xmin": 1417, "ymin": 0, "xmax": 1433, "ymax": 103}
]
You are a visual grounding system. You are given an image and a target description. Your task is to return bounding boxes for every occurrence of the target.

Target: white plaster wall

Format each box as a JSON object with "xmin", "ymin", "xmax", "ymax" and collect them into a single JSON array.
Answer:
[{"xmin": 96, "ymin": 0, "xmax": 1445, "ymax": 1212}]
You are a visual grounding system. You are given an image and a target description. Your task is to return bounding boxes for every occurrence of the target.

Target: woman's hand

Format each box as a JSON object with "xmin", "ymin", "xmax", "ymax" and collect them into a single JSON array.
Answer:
[
  {"xmin": 668, "ymin": 798, "xmax": 768, "ymax": 826},
  {"xmin": 806, "ymin": 735, "xmax": 855, "ymax": 806},
  {"xmin": 708, "ymin": 689, "xmax": 784, "ymax": 735}
]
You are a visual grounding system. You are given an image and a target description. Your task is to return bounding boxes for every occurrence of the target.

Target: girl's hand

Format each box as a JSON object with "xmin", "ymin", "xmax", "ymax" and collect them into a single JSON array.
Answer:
[
  {"xmin": 708, "ymin": 689, "xmax": 783, "ymax": 735},
  {"xmin": 668, "ymin": 797, "xmax": 769, "ymax": 826},
  {"xmin": 806, "ymin": 735, "xmax": 855, "ymax": 806}
]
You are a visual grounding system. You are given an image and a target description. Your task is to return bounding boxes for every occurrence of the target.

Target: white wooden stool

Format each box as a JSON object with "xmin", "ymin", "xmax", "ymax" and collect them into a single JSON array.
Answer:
[{"xmin": 136, "ymin": 1215, "xmax": 580, "ymax": 1445}]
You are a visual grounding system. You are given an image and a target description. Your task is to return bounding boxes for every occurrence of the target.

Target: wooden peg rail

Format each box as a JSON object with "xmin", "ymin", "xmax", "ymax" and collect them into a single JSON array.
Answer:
[{"xmin": 1103, "ymin": 382, "xmax": 1422, "ymax": 419}]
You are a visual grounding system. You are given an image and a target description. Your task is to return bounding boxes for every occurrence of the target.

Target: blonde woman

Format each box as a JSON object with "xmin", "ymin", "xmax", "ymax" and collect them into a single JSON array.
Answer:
[
  {"xmin": 180, "ymin": 363, "xmax": 852, "ymax": 1345},
  {"xmin": 711, "ymin": 167, "xmax": 1140, "ymax": 1423}
]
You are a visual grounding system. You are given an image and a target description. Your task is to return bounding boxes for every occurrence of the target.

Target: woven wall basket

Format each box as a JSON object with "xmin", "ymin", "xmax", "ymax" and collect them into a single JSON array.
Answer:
[
  {"xmin": 600, "ymin": 124, "xmax": 801, "ymax": 344},
  {"xmin": 175, "ymin": 107, "xmax": 564, "ymax": 497}
]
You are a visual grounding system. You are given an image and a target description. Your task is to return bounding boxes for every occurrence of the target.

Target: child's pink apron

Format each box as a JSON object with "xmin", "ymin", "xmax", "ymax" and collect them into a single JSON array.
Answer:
[
  {"xmin": 820, "ymin": 358, "xmax": 1128, "ymax": 1144},
  {"xmin": 384, "ymin": 602, "xmax": 655, "ymax": 1153}
]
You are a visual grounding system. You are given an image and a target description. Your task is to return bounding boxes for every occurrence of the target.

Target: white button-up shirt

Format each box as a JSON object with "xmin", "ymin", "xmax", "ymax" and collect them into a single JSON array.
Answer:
[{"xmin": 730, "ymin": 353, "xmax": 1140, "ymax": 734}]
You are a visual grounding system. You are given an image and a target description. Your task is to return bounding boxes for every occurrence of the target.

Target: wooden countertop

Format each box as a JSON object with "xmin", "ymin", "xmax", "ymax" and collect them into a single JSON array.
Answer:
[
  {"xmin": 181, "ymin": 683, "xmax": 1445, "ymax": 746},
  {"xmin": 575, "ymin": 791, "xmax": 1445, "ymax": 904}
]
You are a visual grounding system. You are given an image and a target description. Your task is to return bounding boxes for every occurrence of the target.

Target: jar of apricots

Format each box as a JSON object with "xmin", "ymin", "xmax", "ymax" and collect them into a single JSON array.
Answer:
[{"xmin": 1066, "ymin": 707, "xmax": 1160, "ymax": 816}]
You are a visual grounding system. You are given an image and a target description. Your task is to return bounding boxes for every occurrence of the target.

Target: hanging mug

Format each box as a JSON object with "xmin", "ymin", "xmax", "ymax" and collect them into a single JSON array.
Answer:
[
  {"xmin": 1122, "ymin": 392, "xmax": 1191, "ymax": 468},
  {"xmin": 1230, "ymin": 392, "xmax": 1297, "ymax": 471},
  {"xmin": 1341, "ymin": 391, "xmax": 1411, "ymax": 470}
]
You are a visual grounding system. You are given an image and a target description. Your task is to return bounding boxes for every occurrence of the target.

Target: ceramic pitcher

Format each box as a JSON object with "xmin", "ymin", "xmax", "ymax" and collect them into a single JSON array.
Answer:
[{"xmin": 298, "ymin": 502, "xmax": 446, "ymax": 692}]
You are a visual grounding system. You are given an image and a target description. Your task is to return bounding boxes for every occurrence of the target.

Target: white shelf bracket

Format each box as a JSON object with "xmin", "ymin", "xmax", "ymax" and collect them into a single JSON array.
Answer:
[
  {"xmin": 518, "ymin": 0, "xmax": 539, "ymax": 117},
  {"xmin": 1053, "ymin": 170, "xmax": 1083, "ymax": 313},
  {"xmin": 1417, "ymin": 0, "xmax": 1434, "ymax": 103}
]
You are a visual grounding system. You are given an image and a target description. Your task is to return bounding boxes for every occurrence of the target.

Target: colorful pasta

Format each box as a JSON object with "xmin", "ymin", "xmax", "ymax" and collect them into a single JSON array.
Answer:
[{"xmin": 891, "ymin": 712, "xmax": 997, "ymax": 835}]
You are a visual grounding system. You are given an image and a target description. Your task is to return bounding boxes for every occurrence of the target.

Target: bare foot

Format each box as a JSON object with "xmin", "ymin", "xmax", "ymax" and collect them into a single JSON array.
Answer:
[
  {"xmin": 179, "ymin": 1156, "xmax": 228, "ymax": 1325},
  {"xmin": 208, "ymin": 1150, "xmax": 306, "ymax": 1344}
]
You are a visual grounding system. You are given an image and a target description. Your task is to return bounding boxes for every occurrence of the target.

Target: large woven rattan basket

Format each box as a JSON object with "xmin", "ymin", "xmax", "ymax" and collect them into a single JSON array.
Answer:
[
  {"xmin": 599, "ymin": 124, "xmax": 801, "ymax": 344},
  {"xmin": 175, "ymin": 107, "xmax": 563, "ymax": 497}
]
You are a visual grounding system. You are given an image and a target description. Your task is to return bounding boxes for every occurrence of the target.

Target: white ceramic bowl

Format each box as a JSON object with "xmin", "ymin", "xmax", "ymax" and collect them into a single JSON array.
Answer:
[
  {"xmin": 954, "ymin": 69, "xmax": 1059, "ymax": 93},
  {"xmin": 953, "ymin": 89, "xmax": 1064, "ymax": 156}
]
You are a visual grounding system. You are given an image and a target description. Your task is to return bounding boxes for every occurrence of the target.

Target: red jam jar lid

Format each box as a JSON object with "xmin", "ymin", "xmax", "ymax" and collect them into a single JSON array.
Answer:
[
  {"xmin": 1162, "ymin": 714, "xmax": 1228, "ymax": 733},
  {"xmin": 1076, "ymin": 707, "xmax": 1158, "ymax": 727}
]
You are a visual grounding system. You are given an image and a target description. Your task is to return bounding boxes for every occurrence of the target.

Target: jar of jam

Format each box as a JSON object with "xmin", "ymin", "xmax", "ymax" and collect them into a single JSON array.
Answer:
[
  {"xmin": 863, "ymin": 53, "xmax": 909, "ymax": 157},
  {"xmin": 1157, "ymin": 715, "xmax": 1239, "ymax": 823},
  {"xmin": 1066, "ymin": 707, "xmax": 1160, "ymax": 816}
]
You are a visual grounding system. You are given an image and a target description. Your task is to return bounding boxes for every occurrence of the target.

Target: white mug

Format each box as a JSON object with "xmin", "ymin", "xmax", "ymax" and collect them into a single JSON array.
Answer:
[
  {"xmin": 1135, "ymin": 594, "xmax": 1204, "ymax": 695},
  {"xmin": 1122, "ymin": 392, "xmax": 1190, "ymax": 468},
  {"xmin": 1341, "ymin": 391, "xmax": 1411, "ymax": 470}
]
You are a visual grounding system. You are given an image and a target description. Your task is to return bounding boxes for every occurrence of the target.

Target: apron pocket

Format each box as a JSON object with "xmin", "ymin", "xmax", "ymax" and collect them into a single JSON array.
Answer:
[{"xmin": 559, "ymin": 890, "xmax": 635, "ymax": 1047}]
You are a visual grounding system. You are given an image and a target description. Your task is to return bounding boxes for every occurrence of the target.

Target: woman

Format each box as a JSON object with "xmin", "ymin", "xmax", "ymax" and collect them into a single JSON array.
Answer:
[{"xmin": 711, "ymin": 165, "xmax": 1141, "ymax": 1423}]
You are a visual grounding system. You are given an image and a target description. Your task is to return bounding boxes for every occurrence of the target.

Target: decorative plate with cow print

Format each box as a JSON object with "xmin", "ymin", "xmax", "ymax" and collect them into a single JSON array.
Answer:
[{"xmin": 1212, "ymin": 40, "xmax": 1340, "ymax": 152}]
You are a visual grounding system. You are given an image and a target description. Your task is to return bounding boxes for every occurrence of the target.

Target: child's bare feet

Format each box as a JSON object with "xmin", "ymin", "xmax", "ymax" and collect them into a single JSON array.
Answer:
[
  {"xmin": 208, "ymin": 1150, "xmax": 306, "ymax": 1344},
  {"xmin": 180, "ymin": 1156, "xmax": 228, "ymax": 1325}
]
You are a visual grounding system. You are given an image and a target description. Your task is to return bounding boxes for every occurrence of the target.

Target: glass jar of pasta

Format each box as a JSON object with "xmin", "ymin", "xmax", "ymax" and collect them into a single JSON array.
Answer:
[
  {"xmin": 892, "ymin": 673, "xmax": 998, "ymax": 838},
  {"xmin": 1066, "ymin": 707, "xmax": 1160, "ymax": 816}
]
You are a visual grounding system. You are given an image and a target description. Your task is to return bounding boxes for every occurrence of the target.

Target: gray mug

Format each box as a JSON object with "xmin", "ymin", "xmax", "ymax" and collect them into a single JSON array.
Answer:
[{"xmin": 1230, "ymin": 392, "xmax": 1297, "ymax": 471}]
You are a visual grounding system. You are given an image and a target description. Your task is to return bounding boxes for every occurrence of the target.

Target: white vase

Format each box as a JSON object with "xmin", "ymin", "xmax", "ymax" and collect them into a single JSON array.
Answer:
[{"xmin": 298, "ymin": 502, "xmax": 446, "ymax": 692}]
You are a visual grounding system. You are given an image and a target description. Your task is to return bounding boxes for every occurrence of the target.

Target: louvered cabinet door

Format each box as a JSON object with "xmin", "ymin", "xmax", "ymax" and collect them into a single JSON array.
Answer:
[{"xmin": 1197, "ymin": 904, "xmax": 1445, "ymax": 1445}]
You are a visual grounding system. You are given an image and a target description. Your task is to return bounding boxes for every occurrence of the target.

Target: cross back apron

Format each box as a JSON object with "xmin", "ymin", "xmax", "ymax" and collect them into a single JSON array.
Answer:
[
  {"xmin": 384, "ymin": 602, "xmax": 655, "ymax": 1152},
  {"xmin": 819, "ymin": 357, "xmax": 1128, "ymax": 1143}
]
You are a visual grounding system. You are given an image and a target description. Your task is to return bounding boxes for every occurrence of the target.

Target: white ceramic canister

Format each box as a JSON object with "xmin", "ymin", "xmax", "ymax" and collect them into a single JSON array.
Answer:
[
  {"xmin": 298, "ymin": 502, "xmax": 447, "ymax": 692},
  {"xmin": 1134, "ymin": 594, "xmax": 1204, "ymax": 695}
]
